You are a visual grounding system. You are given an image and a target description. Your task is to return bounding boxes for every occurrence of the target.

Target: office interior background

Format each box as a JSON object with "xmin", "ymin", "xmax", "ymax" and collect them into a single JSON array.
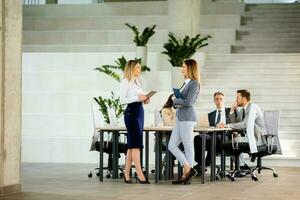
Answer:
[{"xmin": 1, "ymin": 0, "xmax": 300, "ymax": 199}]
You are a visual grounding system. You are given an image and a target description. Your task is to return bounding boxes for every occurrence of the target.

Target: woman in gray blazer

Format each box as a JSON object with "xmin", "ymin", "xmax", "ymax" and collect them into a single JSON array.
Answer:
[{"xmin": 168, "ymin": 58, "xmax": 200, "ymax": 185}]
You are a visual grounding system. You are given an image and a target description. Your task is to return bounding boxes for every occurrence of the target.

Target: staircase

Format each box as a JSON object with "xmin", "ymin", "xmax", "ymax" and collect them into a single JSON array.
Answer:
[
  {"xmin": 22, "ymin": 1, "xmax": 242, "ymax": 54},
  {"xmin": 233, "ymin": 4, "xmax": 300, "ymax": 53}
]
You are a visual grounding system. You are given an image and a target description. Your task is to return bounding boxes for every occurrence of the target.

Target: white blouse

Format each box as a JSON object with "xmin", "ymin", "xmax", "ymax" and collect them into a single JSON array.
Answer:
[{"xmin": 120, "ymin": 78, "xmax": 145, "ymax": 105}]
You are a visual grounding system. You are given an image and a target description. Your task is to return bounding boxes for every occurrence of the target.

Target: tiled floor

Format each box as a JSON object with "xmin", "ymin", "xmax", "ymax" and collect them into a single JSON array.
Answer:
[{"xmin": 2, "ymin": 163, "xmax": 300, "ymax": 200}]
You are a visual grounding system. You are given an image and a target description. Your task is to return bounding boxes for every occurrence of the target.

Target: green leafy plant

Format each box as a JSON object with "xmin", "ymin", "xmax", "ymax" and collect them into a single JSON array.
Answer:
[
  {"xmin": 162, "ymin": 32, "xmax": 211, "ymax": 67},
  {"xmin": 94, "ymin": 56, "xmax": 150, "ymax": 82},
  {"xmin": 93, "ymin": 91, "xmax": 125, "ymax": 124},
  {"xmin": 125, "ymin": 23, "xmax": 156, "ymax": 47}
]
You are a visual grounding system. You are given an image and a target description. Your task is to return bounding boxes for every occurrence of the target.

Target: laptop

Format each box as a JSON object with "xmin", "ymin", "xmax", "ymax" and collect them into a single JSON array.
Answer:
[{"xmin": 197, "ymin": 114, "xmax": 209, "ymax": 128}]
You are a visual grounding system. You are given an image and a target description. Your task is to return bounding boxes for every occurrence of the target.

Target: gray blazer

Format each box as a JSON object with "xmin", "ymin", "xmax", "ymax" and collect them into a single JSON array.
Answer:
[
  {"xmin": 173, "ymin": 79, "xmax": 200, "ymax": 122},
  {"xmin": 228, "ymin": 103, "xmax": 267, "ymax": 146}
]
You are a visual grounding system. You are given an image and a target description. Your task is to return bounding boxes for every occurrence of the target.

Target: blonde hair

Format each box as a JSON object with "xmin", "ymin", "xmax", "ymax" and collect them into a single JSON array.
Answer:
[
  {"xmin": 183, "ymin": 58, "xmax": 200, "ymax": 82},
  {"xmin": 123, "ymin": 60, "xmax": 140, "ymax": 81}
]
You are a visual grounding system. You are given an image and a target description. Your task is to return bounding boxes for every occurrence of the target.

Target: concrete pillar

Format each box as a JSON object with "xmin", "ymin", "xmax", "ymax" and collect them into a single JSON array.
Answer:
[
  {"xmin": 0, "ymin": 0, "xmax": 22, "ymax": 196},
  {"xmin": 168, "ymin": 0, "xmax": 201, "ymax": 38}
]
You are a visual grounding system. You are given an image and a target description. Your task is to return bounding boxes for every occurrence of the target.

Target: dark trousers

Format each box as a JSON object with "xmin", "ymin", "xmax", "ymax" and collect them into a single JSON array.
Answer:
[{"xmin": 194, "ymin": 134, "xmax": 225, "ymax": 167}]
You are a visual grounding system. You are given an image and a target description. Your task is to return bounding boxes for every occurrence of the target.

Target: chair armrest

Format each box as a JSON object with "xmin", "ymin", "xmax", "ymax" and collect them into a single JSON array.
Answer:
[{"xmin": 264, "ymin": 134, "xmax": 276, "ymax": 138}]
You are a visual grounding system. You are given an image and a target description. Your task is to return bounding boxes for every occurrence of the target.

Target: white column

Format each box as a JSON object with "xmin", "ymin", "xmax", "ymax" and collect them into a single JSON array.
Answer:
[
  {"xmin": 0, "ymin": 0, "xmax": 22, "ymax": 196},
  {"xmin": 168, "ymin": 0, "xmax": 201, "ymax": 37}
]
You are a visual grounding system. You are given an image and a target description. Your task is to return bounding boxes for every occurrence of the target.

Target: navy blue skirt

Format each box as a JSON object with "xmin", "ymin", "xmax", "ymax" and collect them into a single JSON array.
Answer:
[{"xmin": 124, "ymin": 102, "xmax": 144, "ymax": 149}]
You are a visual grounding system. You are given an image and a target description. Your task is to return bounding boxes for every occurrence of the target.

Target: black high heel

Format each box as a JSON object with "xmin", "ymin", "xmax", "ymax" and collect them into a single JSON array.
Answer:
[
  {"xmin": 134, "ymin": 174, "xmax": 150, "ymax": 184},
  {"xmin": 123, "ymin": 175, "xmax": 132, "ymax": 184}
]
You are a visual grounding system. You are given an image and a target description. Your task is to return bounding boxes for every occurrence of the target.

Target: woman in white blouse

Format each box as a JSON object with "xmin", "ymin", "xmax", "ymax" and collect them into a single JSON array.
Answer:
[{"xmin": 120, "ymin": 60, "xmax": 150, "ymax": 184}]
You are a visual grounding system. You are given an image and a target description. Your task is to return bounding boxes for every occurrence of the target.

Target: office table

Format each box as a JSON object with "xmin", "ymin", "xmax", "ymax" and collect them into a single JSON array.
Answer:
[{"xmin": 96, "ymin": 126, "xmax": 232, "ymax": 184}]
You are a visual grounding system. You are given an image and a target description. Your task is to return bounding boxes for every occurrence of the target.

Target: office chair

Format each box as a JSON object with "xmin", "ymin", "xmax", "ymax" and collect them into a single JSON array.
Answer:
[
  {"xmin": 221, "ymin": 110, "xmax": 282, "ymax": 181},
  {"xmin": 220, "ymin": 133, "xmax": 259, "ymax": 181},
  {"xmin": 250, "ymin": 110, "xmax": 282, "ymax": 178},
  {"xmin": 88, "ymin": 103, "xmax": 127, "ymax": 179}
]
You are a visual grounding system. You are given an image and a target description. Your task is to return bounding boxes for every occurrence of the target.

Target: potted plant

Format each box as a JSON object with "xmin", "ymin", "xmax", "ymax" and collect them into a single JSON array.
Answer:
[
  {"xmin": 162, "ymin": 32, "xmax": 211, "ymax": 87},
  {"xmin": 125, "ymin": 23, "xmax": 156, "ymax": 67},
  {"xmin": 93, "ymin": 91, "xmax": 124, "ymax": 125}
]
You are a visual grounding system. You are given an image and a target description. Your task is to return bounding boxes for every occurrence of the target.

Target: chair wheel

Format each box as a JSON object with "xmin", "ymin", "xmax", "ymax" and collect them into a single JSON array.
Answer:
[
  {"xmin": 151, "ymin": 169, "xmax": 155, "ymax": 173},
  {"xmin": 96, "ymin": 172, "xmax": 100, "ymax": 177},
  {"xmin": 106, "ymin": 174, "xmax": 111, "ymax": 179},
  {"xmin": 119, "ymin": 172, "xmax": 124, "ymax": 178},
  {"xmin": 226, "ymin": 174, "xmax": 231, "ymax": 179},
  {"xmin": 88, "ymin": 173, "xmax": 92, "ymax": 178},
  {"xmin": 273, "ymin": 172, "xmax": 278, "ymax": 178},
  {"xmin": 230, "ymin": 177, "xmax": 235, "ymax": 181},
  {"xmin": 251, "ymin": 176, "xmax": 259, "ymax": 181}
]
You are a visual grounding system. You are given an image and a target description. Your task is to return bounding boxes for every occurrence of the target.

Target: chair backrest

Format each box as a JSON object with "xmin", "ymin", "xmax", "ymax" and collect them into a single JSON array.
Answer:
[
  {"xmin": 92, "ymin": 103, "xmax": 104, "ymax": 129},
  {"xmin": 154, "ymin": 109, "xmax": 163, "ymax": 127},
  {"xmin": 263, "ymin": 110, "xmax": 282, "ymax": 155},
  {"xmin": 90, "ymin": 103, "xmax": 104, "ymax": 151}
]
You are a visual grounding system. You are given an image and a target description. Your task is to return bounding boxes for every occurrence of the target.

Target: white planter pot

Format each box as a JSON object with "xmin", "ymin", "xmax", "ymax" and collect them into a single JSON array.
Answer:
[
  {"xmin": 136, "ymin": 46, "xmax": 148, "ymax": 66},
  {"xmin": 171, "ymin": 66, "xmax": 184, "ymax": 88}
]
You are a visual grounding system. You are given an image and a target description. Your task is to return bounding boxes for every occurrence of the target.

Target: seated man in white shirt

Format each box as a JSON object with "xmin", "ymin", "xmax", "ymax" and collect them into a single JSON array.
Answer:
[{"xmin": 217, "ymin": 89, "xmax": 267, "ymax": 170}]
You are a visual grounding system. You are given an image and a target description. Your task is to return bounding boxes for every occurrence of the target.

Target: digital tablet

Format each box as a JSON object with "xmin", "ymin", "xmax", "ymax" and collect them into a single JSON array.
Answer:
[{"xmin": 146, "ymin": 91, "xmax": 157, "ymax": 98}]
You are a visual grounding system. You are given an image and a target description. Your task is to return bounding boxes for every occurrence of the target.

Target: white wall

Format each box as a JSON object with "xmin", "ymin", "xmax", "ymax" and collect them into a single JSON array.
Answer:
[{"xmin": 21, "ymin": 52, "xmax": 175, "ymax": 164}]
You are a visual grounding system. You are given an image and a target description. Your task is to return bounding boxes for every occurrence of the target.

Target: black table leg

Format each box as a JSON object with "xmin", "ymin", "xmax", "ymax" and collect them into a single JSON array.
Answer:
[
  {"xmin": 178, "ymin": 163, "xmax": 182, "ymax": 180},
  {"xmin": 112, "ymin": 131, "xmax": 119, "ymax": 179},
  {"xmin": 145, "ymin": 131, "xmax": 149, "ymax": 180},
  {"xmin": 99, "ymin": 130, "xmax": 104, "ymax": 182},
  {"xmin": 155, "ymin": 131, "xmax": 161, "ymax": 183},
  {"xmin": 221, "ymin": 131, "xmax": 226, "ymax": 178},
  {"xmin": 158, "ymin": 132, "xmax": 162, "ymax": 180},
  {"xmin": 211, "ymin": 131, "xmax": 216, "ymax": 181},
  {"xmin": 165, "ymin": 132, "xmax": 171, "ymax": 180},
  {"xmin": 201, "ymin": 131, "xmax": 206, "ymax": 184}
]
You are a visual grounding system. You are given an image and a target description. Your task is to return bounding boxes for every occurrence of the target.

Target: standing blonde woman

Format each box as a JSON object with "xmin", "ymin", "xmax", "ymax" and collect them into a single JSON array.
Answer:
[
  {"xmin": 168, "ymin": 58, "xmax": 200, "ymax": 185},
  {"xmin": 120, "ymin": 60, "xmax": 150, "ymax": 184}
]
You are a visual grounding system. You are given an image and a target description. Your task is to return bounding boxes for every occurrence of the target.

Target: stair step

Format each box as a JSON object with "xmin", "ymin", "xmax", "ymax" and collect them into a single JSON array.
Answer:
[
  {"xmin": 232, "ymin": 47, "xmax": 300, "ymax": 53},
  {"xmin": 243, "ymin": 13, "xmax": 300, "ymax": 18},
  {"xmin": 23, "ymin": 44, "xmax": 163, "ymax": 53},
  {"xmin": 239, "ymin": 27, "xmax": 300, "ymax": 32},
  {"xmin": 23, "ymin": 29, "xmax": 231, "ymax": 45},
  {"xmin": 236, "ymin": 37, "xmax": 300, "ymax": 43},
  {"xmin": 23, "ymin": 30, "xmax": 168, "ymax": 45},
  {"xmin": 243, "ymin": 17, "xmax": 300, "ymax": 23},
  {"xmin": 206, "ymin": 54, "xmax": 300, "ymax": 61},
  {"xmin": 246, "ymin": 8, "xmax": 300, "ymax": 13},
  {"xmin": 243, "ymin": 22, "xmax": 300, "ymax": 28},
  {"xmin": 205, "ymin": 63, "xmax": 300, "ymax": 69},
  {"xmin": 22, "ymin": 43, "xmax": 230, "ymax": 53},
  {"xmin": 23, "ymin": 16, "xmax": 168, "ymax": 31},
  {"xmin": 238, "ymin": 31, "xmax": 300, "ymax": 38},
  {"xmin": 23, "ymin": 2, "xmax": 168, "ymax": 17},
  {"xmin": 246, "ymin": 4, "xmax": 300, "ymax": 9}
]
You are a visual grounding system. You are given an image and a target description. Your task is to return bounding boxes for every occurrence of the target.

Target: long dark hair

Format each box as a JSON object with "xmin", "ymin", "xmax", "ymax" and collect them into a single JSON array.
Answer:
[{"xmin": 162, "ymin": 94, "xmax": 174, "ymax": 109}]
